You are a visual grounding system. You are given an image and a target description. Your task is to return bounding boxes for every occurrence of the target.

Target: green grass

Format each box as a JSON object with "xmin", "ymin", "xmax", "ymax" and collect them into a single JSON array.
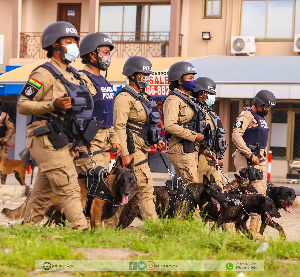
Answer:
[{"xmin": 0, "ymin": 219, "xmax": 299, "ymax": 276}]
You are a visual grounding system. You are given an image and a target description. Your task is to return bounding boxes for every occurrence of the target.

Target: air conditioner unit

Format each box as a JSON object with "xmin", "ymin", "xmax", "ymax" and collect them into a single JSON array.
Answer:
[
  {"xmin": 294, "ymin": 34, "xmax": 300, "ymax": 52},
  {"xmin": 231, "ymin": 36, "xmax": 256, "ymax": 54}
]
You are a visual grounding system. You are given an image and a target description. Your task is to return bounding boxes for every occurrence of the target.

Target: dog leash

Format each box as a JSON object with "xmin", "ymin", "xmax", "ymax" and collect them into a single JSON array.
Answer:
[{"xmin": 159, "ymin": 152, "xmax": 174, "ymax": 178}]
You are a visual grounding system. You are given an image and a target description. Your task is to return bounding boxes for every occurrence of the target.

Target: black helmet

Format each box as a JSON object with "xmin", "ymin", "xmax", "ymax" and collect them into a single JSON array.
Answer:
[
  {"xmin": 42, "ymin": 21, "xmax": 79, "ymax": 49},
  {"xmin": 254, "ymin": 90, "xmax": 276, "ymax": 107},
  {"xmin": 79, "ymin": 33, "xmax": 114, "ymax": 57},
  {"xmin": 122, "ymin": 56, "xmax": 152, "ymax": 76},
  {"xmin": 168, "ymin": 61, "xmax": 197, "ymax": 82},
  {"xmin": 194, "ymin": 77, "xmax": 216, "ymax": 95}
]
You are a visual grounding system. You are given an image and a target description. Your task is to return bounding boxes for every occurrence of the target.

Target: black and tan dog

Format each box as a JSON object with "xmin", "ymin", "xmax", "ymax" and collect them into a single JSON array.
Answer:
[
  {"xmin": 210, "ymin": 194, "xmax": 281, "ymax": 239},
  {"xmin": 2, "ymin": 156, "xmax": 137, "ymax": 229},
  {"xmin": 117, "ymin": 174, "xmax": 227, "ymax": 229},
  {"xmin": 259, "ymin": 182, "xmax": 296, "ymax": 238}
]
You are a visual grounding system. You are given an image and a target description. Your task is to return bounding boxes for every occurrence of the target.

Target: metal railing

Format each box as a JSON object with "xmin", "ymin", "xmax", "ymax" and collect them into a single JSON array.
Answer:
[{"xmin": 20, "ymin": 32, "xmax": 182, "ymax": 59}]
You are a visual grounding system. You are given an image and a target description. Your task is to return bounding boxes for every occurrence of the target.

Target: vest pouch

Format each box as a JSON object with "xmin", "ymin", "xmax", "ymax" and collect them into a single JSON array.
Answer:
[
  {"xmin": 72, "ymin": 97, "xmax": 87, "ymax": 114},
  {"xmin": 149, "ymin": 111, "xmax": 161, "ymax": 125},
  {"xmin": 255, "ymin": 168, "xmax": 263, "ymax": 180},
  {"xmin": 0, "ymin": 126, "xmax": 7, "ymax": 137},
  {"xmin": 218, "ymin": 137, "xmax": 227, "ymax": 151},
  {"xmin": 147, "ymin": 127, "xmax": 161, "ymax": 146},
  {"xmin": 198, "ymin": 119, "xmax": 206, "ymax": 134},
  {"xmin": 181, "ymin": 139, "xmax": 195, "ymax": 153},
  {"xmin": 77, "ymin": 119, "xmax": 102, "ymax": 147},
  {"xmin": 247, "ymin": 165, "xmax": 257, "ymax": 182},
  {"xmin": 126, "ymin": 129, "xmax": 135, "ymax": 154},
  {"xmin": 47, "ymin": 122, "xmax": 69, "ymax": 150}
]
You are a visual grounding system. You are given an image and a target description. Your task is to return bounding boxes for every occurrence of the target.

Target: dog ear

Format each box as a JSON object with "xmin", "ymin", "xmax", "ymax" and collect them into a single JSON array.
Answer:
[
  {"xmin": 209, "ymin": 174, "xmax": 215, "ymax": 184},
  {"xmin": 234, "ymin": 173, "xmax": 241, "ymax": 181},
  {"xmin": 203, "ymin": 175, "xmax": 210, "ymax": 186},
  {"xmin": 127, "ymin": 158, "xmax": 134, "ymax": 171},
  {"xmin": 115, "ymin": 156, "xmax": 122, "ymax": 168},
  {"xmin": 111, "ymin": 156, "xmax": 122, "ymax": 174}
]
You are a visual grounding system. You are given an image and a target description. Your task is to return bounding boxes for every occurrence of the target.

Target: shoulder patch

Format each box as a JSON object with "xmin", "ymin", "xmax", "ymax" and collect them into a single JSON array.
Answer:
[
  {"xmin": 20, "ymin": 79, "xmax": 42, "ymax": 100},
  {"xmin": 234, "ymin": 121, "xmax": 243, "ymax": 128}
]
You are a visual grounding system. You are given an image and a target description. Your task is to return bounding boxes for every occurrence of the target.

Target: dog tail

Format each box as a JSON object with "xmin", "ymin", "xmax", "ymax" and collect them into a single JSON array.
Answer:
[{"xmin": 1, "ymin": 192, "xmax": 31, "ymax": 220}]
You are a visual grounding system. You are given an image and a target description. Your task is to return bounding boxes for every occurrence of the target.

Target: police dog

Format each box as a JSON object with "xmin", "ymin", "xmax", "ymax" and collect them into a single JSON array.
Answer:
[
  {"xmin": 259, "ymin": 182, "xmax": 296, "ymax": 238},
  {"xmin": 2, "ymin": 156, "xmax": 137, "ymax": 229},
  {"xmin": 210, "ymin": 194, "xmax": 281, "ymax": 239},
  {"xmin": 117, "ymin": 174, "xmax": 227, "ymax": 229},
  {"xmin": 0, "ymin": 148, "xmax": 27, "ymax": 187}
]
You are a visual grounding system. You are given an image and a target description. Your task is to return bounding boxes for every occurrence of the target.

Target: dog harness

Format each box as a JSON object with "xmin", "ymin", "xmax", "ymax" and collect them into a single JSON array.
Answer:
[
  {"xmin": 85, "ymin": 166, "xmax": 121, "ymax": 217},
  {"xmin": 165, "ymin": 176, "xmax": 194, "ymax": 217}
]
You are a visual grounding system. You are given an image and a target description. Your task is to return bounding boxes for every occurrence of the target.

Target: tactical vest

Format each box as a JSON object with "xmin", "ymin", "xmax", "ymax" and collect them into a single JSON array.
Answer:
[
  {"xmin": 167, "ymin": 90, "xmax": 206, "ymax": 133},
  {"xmin": 206, "ymin": 109, "xmax": 227, "ymax": 158},
  {"xmin": 0, "ymin": 112, "xmax": 7, "ymax": 138},
  {"xmin": 35, "ymin": 62, "xmax": 101, "ymax": 145},
  {"xmin": 116, "ymin": 87, "xmax": 161, "ymax": 149},
  {"xmin": 79, "ymin": 70, "xmax": 114, "ymax": 129},
  {"xmin": 243, "ymin": 109, "xmax": 269, "ymax": 149},
  {"xmin": 164, "ymin": 90, "xmax": 206, "ymax": 153}
]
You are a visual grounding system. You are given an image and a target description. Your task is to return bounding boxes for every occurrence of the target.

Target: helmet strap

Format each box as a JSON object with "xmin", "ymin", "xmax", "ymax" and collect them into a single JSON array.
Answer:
[
  {"xmin": 88, "ymin": 49, "xmax": 106, "ymax": 71},
  {"xmin": 57, "ymin": 39, "xmax": 71, "ymax": 65},
  {"xmin": 132, "ymin": 74, "xmax": 141, "ymax": 91}
]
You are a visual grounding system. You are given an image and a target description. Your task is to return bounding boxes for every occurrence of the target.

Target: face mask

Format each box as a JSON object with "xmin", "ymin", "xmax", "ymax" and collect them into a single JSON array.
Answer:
[
  {"xmin": 205, "ymin": 94, "xmax": 216, "ymax": 106},
  {"xmin": 63, "ymin": 43, "xmax": 79, "ymax": 62},
  {"xmin": 92, "ymin": 55, "xmax": 112, "ymax": 70},
  {"xmin": 257, "ymin": 108, "xmax": 269, "ymax": 117},
  {"xmin": 137, "ymin": 75, "xmax": 150, "ymax": 89},
  {"xmin": 181, "ymin": 79, "xmax": 197, "ymax": 92}
]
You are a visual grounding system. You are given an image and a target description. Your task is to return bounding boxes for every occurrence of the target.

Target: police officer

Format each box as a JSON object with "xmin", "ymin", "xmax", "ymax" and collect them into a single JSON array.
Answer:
[
  {"xmin": 232, "ymin": 90, "xmax": 276, "ymax": 239},
  {"xmin": 0, "ymin": 99, "xmax": 15, "ymax": 184},
  {"xmin": 192, "ymin": 77, "xmax": 226, "ymax": 187},
  {"xmin": 107, "ymin": 56, "xmax": 165, "ymax": 226},
  {"xmin": 163, "ymin": 61, "xmax": 205, "ymax": 185},
  {"xmin": 17, "ymin": 21, "xmax": 93, "ymax": 230},
  {"xmin": 74, "ymin": 33, "xmax": 121, "ymax": 172}
]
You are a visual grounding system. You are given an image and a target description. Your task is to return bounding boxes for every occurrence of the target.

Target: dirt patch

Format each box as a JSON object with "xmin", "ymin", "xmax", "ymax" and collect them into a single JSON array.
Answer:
[{"xmin": 74, "ymin": 247, "xmax": 149, "ymax": 260}]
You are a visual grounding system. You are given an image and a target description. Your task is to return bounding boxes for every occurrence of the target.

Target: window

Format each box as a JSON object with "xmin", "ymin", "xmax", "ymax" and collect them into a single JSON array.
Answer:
[
  {"xmin": 99, "ymin": 4, "xmax": 171, "ymax": 40},
  {"xmin": 204, "ymin": 0, "xmax": 222, "ymax": 18},
  {"xmin": 241, "ymin": 0, "xmax": 300, "ymax": 39},
  {"xmin": 270, "ymin": 110, "xmax": 288, "ymax": 159}
]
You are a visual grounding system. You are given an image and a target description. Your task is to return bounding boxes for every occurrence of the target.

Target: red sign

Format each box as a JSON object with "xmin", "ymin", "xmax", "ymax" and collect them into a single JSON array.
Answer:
[{"xmin": 145, "ymin": 71, "xmax": 170, "ymax": 97}]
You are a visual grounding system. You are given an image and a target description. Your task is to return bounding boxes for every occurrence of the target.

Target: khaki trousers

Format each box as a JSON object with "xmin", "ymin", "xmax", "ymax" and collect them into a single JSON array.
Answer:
[
  {"xmin": 104, "ymin": 148, "xmax": 158, "ymax": 227},
  {"xmin": 233, "ymin": 150, "xmax": 267, "ymax": 220},
  {"xmin": 167, "ymin": 151, "xmax": 199, "ymax": 185},
  {"xmin": 24, "ymin": 135, "xmax": 87, "ymax": 230},
  {"xmin": 197, "ymin": 154, "xmax": 223, "ymax": 187},
  {"xmin": 0, "ymin": 146, "xmax": 9, "ymax": 184}
]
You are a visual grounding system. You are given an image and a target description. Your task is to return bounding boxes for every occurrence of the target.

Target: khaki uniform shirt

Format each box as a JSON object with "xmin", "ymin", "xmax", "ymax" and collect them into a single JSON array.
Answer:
[
  {"xmin": 0, "ymin": 112, "xmax": 15, "ymax": 143},
  {"xmin": 232, "ymin": 107, "xmax": 262, "ymax": 159},
  {"xmin": 163, "ymin": 89, "xmax": 197, "ymax": 153},
  {"xmin": 17, "ymin": 57, "xmax": 83, "ymax": 132},
  {"xmin": 114, "ymin": 86, "xmax": 150, "ymax": 156},
  {"xmin": 17, "ymin": 58, "xmax": 82, "ymax": 170},
  {"xmin": 79, "ymin": 65, "xmax": 119, "ymax": 152}
]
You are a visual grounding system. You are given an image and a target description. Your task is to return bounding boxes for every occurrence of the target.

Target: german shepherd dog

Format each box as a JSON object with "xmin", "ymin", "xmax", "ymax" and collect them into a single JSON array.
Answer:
[
  {"xmin": 2, "ymin": 156, "xmax": 137, "ymax": 229},
  {"xmin": 208, "ymin": 194, "xmax": 281, "ymax": 239},
  {"xmin": 0, "ymin": 147, "xmax": 27, "ymax": 187},
  {"xmin": 117, "ymin": 174, "xmax": 227, "ymax": 229},
  {"xmin": 259, "ymin": 182, "xmax": 296, "ymax": 238},
  {"xmin": 200, "ymin": 174, "xmax": 258, "ymax": 225}
]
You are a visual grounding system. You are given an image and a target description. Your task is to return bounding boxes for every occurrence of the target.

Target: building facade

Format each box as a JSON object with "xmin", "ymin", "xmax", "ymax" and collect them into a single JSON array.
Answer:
[{"xmin": 1, "ymin": 0, "xmax": 300, "ymax": 178}]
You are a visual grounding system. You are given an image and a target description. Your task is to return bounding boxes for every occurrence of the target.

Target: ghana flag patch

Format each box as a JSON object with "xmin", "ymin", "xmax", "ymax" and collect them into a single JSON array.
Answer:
[{"xmin": 28, "ymin": 78, "xmax": 42, "ymax": 89}]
